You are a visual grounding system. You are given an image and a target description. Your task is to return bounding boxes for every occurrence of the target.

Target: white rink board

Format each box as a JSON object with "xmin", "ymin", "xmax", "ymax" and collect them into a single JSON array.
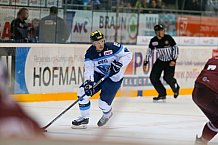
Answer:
[
  {"xmin": 137, "ymin": 36, "xmax": 218, "ymax": 46},
  {"xmin": 0, "ymin": 43, "xmax": 215, "ymax": 95},
  {"xmin": 14, "ymin": 44, "xmax": 215, "ymax": 94}
]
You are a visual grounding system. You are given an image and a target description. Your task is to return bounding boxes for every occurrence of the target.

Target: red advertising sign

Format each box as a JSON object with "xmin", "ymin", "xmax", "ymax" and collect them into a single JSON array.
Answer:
[{"xmin": 176, "ymin": 15, "xmax": 218, "ymax": 37}]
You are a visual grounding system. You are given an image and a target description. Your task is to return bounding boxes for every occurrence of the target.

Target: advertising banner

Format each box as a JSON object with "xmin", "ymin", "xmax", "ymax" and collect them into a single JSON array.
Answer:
[
  {"xmin": 175, "ymin": 47, "xmax": 212, "ymax": 88},
  {"xmin": 159, "ymin": 14, "xmax": 176, "ymax": 36},
  {"xmin": 47, "ymin": 0, "xmax": 62, "ymax": 7},
  {"xmin": 0, "ymin": 47, "xmax": 16, "ymax": 93},
  {"xmin": 15, "ymin": 45, "xmax": 84, "ymax": 94},
  {"xmin": 68, "ymin": 10, "xmax": 138, "ymax": 44},
  {"xmin": 177, "ymin": 15, "xmax": 218, "ymax": 37},
  {"xmin": 13, "ymin": 44, "xmax": 215, "ymax": 94},
  {"xmin": 124, "ymin": 46, "xmax": 214, "ymax": 90},
  {"xmin": 92, "ymin": 12, "xmax": 138, "ymax": 43},
  {"xmin": 11, "ymin": 0, "xmax": 28, "ymax": 5},
  {"xmin": 138, "ymin": 14, "xmax": 159, "ymax": 36},
  {"xmin": 0, "ymin": 0, "xmax": 9, "ymax": 4},
  {"xmin": 137, "ymin": 36, "xmax": 218, "ymax": 46},
  {"xmin": 29, "ymin": 0, "xmax": 46, "ymax": 7},
  {"xmin": 67, "ymin": 10, "xmax": 92, "ymax": 43}
]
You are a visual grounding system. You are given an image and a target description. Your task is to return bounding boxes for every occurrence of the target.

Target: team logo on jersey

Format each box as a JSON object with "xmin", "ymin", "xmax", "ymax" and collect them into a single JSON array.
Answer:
[
  {"xmin": 97, "ymin": 65, "xmax": 110, "ymax": 74},
  {"xmin": 152, "ymin": 42, "xmax": 158, "ymax": 46},
  {"xmin": 165, "ymin": 40, "xmax": 169, "ymax": 45},
  {"xmin": 124, "ymin": 47, "xmax": 130, "ymax": 52},
  {"xmin": 202, "ymin": 77, "xmax": 209, "ymax": 82},
  {"xmin": 104, "ymin": 50, "xmax": 113, "ymax": 55},
  {"xmin": 207, "ymin": 65, "xmax": 216, "ymax": 70}
]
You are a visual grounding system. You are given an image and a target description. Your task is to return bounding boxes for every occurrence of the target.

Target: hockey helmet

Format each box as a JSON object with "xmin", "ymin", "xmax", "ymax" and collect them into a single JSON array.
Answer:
[
  {"xmin": 90, "ymin": 30, "xmax": 104, "ymax": 41},
  {"xmin": 154, "ymin": 24, "xmax": 165, "ymax": 32}
]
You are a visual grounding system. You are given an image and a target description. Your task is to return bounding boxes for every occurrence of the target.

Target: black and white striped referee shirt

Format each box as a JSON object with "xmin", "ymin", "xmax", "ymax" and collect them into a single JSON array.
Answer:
[{"xmin": 145, "ymin": 34, "xmax": 179, "ymax": 62}]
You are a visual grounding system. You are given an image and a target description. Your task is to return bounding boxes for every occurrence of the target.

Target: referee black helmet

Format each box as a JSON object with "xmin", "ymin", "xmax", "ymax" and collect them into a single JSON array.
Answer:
[{"xmin": 154, "ymin": 24, "xmax": 165, "ymax": 32}]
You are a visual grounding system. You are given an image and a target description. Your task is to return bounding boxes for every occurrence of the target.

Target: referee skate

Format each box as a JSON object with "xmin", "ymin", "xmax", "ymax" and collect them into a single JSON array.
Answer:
[{"xmin": 153, "ymin": 96, "xmax": 166, "ymax": 103}]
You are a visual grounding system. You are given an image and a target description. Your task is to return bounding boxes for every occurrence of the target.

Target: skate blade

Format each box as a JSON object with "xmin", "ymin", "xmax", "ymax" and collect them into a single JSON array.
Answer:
[
  {"xmin": 153, "ymin": 99, "xmax": 166, "ymax": 103},
  {"xmin": 71, "ymin": 124, "xmax": 87, "ymax": 129}
]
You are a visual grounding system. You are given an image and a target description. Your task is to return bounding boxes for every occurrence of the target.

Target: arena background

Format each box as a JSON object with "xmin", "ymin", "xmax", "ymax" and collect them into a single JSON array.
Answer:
[{"xmin": 0, "ymin": 0, "xmax": 218, "ymax": 144}]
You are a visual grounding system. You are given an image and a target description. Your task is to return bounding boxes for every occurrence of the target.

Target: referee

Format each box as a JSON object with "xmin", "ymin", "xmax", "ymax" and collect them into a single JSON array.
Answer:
[{"xmin": 143, "ymin": 24, "xmax": 180, "ymax": 102}]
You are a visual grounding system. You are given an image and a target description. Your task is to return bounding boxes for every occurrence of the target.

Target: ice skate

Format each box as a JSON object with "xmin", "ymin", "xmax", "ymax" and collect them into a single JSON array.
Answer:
[
  {"xmin": 97, "ymin": 112, "xmax": 113, "ymax": 127},
  {"xmin": 71, "ymin": 117, "xmax": 89, "ymax": 129},
  {"xmin": 153, "ymin": 96, "xmax": 166, "ymax": 103},
  {"xmin": 195, "ymin": 135, "xmax": 208, "ymax": 145},
  {"xmin": 174, "ymin": 84, "xmax": 180, "ymax": 99}
]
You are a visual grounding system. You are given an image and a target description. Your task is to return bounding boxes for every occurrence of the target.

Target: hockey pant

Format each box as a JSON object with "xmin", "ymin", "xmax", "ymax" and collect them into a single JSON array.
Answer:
[
  {"xmin": 77, "ymin": 75, "xmax": 123, "ymax": 119},
  {"xmin": 192, "ymin": 83, "xmax": 218, "ymax": 141}
]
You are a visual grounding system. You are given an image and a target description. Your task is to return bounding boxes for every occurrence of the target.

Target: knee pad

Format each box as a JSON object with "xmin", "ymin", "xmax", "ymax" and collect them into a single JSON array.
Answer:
[
  {"xmin": 207, "ymin": 121, "xmax": 218, "ymax": 133},
  {"xmin": 98, "ymin": 99, "xmax": 112, "ymax": 113},
  {"xmin": 78, "ymin": 87, "xmax": 85, "ymax": 97}
]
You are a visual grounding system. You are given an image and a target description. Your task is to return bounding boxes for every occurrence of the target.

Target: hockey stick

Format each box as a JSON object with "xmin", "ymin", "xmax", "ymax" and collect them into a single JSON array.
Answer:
[{"xmin": 42, "ymin": 74, "xmax": 109, "ymax": 131}]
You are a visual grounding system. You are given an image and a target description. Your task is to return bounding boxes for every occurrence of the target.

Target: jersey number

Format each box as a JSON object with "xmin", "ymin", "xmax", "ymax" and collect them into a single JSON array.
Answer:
[{"xmin": 113, "ymin": 42, "xmax": 120, "ymax": 47}]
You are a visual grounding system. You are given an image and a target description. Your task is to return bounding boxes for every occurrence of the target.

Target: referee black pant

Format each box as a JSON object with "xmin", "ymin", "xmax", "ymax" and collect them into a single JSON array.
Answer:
[{"xmin": 150, "ymin": 59, "xmax": 178, "ymax": 97}]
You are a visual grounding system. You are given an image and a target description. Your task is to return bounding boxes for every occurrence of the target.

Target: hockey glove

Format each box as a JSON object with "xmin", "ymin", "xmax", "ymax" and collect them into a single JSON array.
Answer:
[
  {"xmin": 109, "ymin": 60, "xmax": 123, "ymax": 77},
  {"xmin": 83, "ymin": 80, "xmax": 95, "ymax": 96}
]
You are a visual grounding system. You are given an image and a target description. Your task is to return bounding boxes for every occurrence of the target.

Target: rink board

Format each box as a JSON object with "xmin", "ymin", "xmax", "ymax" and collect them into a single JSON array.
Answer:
[
  {"xmin": 0, "ymin": 44, "xmax": 215, "ymax": 102},
  {"xmin": 13, "ymin": 88, "xmax": 193, "ymax": 102}
]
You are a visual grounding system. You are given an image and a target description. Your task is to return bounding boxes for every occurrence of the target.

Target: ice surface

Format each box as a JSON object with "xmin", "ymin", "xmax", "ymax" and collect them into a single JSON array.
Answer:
[{"xmin": 20, "ymin": 96, "xmax": 218, "ymax": 145}]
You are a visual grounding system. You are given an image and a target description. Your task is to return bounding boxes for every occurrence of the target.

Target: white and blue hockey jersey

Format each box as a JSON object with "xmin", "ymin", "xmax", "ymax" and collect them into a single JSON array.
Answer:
[{"xmin": 84, "ymin": 42, "xmax": 132, "ymax": 82}]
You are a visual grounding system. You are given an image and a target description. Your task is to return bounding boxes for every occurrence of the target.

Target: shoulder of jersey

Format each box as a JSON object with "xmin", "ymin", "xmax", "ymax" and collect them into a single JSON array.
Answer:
[
  {"xmin": 85, "ymin": 45, "xmax": 97, "ymax": 60},
  {"xmin": 151, "ymin": 36, "xmax": 158, "ymax": 41},
  {"xmin": 105, "ymin": 42, "xmax": 121, "ymax": 48},
  {"xmin": 209, "ymin": 57, "xmax": 218, "ymax": 63},
  {"xmin": 164, "ymin": 34, "xmax": 172, "ymax": 38},
  {"xmin": 105, "ymin": 42, "xmax": 122, "ymax": 52},
  {"xmin": 85, "ymin": 42, "xmax": 123, "ymax": 60}
]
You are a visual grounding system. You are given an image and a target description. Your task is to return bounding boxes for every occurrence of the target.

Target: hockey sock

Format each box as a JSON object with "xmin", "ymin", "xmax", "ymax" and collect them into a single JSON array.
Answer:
[{"xmin": 79, "ymin": 101, "xmax": 91, "ymax": 118}]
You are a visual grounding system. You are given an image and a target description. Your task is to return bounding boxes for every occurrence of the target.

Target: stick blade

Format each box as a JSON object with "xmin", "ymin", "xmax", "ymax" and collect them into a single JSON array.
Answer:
[{"xmin": 41, "ymin": 124, "xmax": 50, "ymax": 132}]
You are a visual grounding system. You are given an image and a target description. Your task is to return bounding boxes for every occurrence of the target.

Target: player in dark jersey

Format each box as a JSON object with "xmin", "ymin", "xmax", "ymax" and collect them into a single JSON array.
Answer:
[
  {"xmin": 0, "ymin": 61, "xmax": 44, "ymax": 138},
  {"xmin": 71, "ymin": 30, "xmax": 132, "ymax": 128},
  {"xmin": 193, "ymin": 56, "xmax": 218, "ymax": 145},
  {"xmin": 143, "ymin": 24, "xmax": 180, "ymax": 102}
]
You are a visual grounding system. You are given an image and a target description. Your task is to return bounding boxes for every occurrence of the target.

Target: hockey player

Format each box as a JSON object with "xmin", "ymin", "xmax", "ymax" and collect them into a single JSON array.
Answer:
[
  {"xmin": 72, "ymin": 30, "xmax": 132, "ymax": 128},
  {"xmin": 143, "ymin": 24, "xmax": 180, "ymax": 102},
  {"xmin": 193, "ymin": 55, "xmax": 218, "ymax": 145},
  {"xmin": 0, "ymin": 61, "xmax": 44, "ymax": 138}
]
